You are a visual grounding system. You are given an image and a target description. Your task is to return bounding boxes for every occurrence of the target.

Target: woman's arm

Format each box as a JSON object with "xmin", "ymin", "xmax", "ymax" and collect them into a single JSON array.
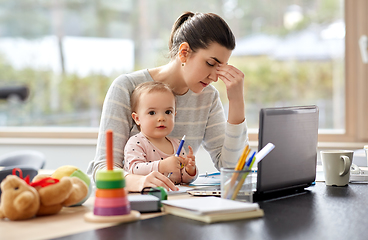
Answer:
[
  {"xmin": 201, "ymin": 67, "xmax": 248, "ymax": 170},
  {"xmin": 90, "ymin": 76, "xmax": 135, "ymax": 180},
  {"xmin": 216, "ymin": 64, "xmax": 245, "ymax": 125},
  {"xmin": 125, "ymin": 172, "xmax": 178, "ymax": 192},
  {"xmin": 88, "ymin": 71, "xmax": 153, "ymax": 181}
]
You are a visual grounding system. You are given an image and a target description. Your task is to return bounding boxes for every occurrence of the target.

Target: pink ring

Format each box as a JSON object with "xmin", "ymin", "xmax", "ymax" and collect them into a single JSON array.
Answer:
[
  {"xmin": 94, "ymin": 205, "xmax": 131, "ymax": 216},
  {"xmin": 94, "ymin": 196, "xmax": 129, "ymax": 208}
]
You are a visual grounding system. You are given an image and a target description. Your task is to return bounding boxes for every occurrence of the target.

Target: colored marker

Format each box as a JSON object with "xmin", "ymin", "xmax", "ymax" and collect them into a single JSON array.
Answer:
[
  {"xmin": 230, "ymin": 153, "xmax": 257, "ymax": 200},
  {"xmin": 254, "ymin": 143, "xmax": 275, "ymax": 165},
  {"xmin": 175, "ymin": 135, "xmax": 186, "ymax": 157}
]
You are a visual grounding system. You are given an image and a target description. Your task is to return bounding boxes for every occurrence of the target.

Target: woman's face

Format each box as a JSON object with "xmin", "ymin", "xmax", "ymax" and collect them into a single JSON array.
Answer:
[{"xmin": 183, "ymin": 42, "xmax": 232, "ymax": 93}]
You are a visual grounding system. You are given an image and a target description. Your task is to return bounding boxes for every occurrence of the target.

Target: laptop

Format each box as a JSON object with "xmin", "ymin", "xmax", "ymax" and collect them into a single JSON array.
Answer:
[{"xmin": 187, "ymin": 105, "xmax": 319, "ymax": 202}]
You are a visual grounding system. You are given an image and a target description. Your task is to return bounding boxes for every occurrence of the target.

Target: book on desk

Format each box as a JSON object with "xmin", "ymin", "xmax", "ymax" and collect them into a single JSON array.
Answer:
[{"xmin": 162, "ymin": 196, "xmax": 264, "ymax": 223}]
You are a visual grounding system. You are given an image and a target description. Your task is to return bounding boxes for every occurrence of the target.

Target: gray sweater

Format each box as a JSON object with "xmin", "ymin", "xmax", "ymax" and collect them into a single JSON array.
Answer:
[{"xmin": 87, "ymin": 69, "xmax": 248, "ymax": 180}]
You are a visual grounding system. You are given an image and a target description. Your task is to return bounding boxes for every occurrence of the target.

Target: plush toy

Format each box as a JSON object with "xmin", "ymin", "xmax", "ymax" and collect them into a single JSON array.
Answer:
[
  {"xmin": 0, "ymin": 175, "xmax": 40, "ymax": 221},
  {"xmin": 0, "ymin": 166, "xmax": 90, "ymax": 220},
  {"xmin": 51, "ymin": 165, "xmax": 92, "ymax": 206},
  {"xmin": 32, "ymin": 175, "xmax": 88, "ymax": 216}
]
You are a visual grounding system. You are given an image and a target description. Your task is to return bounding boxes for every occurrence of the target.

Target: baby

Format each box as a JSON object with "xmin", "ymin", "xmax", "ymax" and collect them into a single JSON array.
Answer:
[{"xmin": 124, "ymin": 81, "xmax": 198, "ymax": 185}]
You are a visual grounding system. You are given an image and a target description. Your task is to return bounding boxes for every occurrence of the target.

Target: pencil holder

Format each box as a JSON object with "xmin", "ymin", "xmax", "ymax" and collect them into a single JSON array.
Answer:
[{"xmin": 221, "ymin": 168, "xmax": 253, "ymax": 202}]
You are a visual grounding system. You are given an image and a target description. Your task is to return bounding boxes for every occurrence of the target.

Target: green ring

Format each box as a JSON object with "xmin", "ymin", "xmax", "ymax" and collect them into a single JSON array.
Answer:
[
  {"xmin": 96, "ymin": 169, "xmax": 125, "ymax": 181},
  {"xmin": 96, "ymin": 179, "xmax": 125, "ymax": 189}
]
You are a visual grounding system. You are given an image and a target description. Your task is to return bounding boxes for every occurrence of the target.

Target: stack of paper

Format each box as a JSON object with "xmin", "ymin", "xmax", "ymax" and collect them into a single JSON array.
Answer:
[{"xmin": 162, "ymin": 197, "xmax": 264, "ymax": 223}]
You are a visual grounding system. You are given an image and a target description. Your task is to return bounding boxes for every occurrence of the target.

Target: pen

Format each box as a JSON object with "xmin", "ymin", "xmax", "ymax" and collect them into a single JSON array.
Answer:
[
  {"xmin": 229, "ymin": 143, "xmax": 275, "ymax": 200},
  {"xmin": 226, "ymin": 151, "xmax": 255, "ymax": 199},
  {"xmin": 176, "ymin": 135, "xmax": 186, "ymax": 169},
  {"xmin": 223, "ymin": 145, "xmax": 250, "ymax": 197},
  {"xmin": 168, "ymin": 135, "xmax": 186, "ymax": 179},
  {"xmin": 244, "ymin": 151, "xmax": 256, "ymax": 171},
  {"xmin": 175, "ymin": 135, "xmax": 186, "ymax": 157},
  {"xmin": 199, "ymin": 172, "xmax": 221, "ymax": 177},
  {"xmin": 230, "ymin": 153, "xmax": 256, "ymax": 200}
]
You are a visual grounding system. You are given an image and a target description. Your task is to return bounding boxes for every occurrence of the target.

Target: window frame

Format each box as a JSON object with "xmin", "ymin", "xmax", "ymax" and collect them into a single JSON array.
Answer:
[{"xmin": 0, "ymin": 0, "xmax": 367, "ymax": 146}]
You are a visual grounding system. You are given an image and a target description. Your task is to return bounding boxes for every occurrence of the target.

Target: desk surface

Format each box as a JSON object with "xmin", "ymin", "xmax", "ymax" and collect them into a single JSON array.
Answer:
[
  {"xmin": 50, "ymin": 182, "xmax": 368, "ymax": 240},
  {"xmin": 0, "ymin": 190, "xmax": 180, "ymax": 240}
]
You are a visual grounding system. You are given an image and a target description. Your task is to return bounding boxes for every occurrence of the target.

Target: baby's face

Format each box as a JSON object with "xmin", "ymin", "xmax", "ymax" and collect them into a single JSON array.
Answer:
[{"xmin": 133, "ymin": 91, "xmax": 176, "ymax": 140}]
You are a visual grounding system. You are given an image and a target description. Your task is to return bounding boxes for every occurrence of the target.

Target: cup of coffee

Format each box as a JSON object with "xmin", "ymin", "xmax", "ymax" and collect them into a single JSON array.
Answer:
[{"xmin": 320, "ymin": 150, "xmax": 353, "ymax": 186}]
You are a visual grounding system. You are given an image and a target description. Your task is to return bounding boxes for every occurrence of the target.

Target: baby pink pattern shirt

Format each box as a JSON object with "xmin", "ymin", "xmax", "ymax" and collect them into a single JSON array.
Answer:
[{"xmin": 124, "ymin": 132, "xmax": 198, "ymax": 185}]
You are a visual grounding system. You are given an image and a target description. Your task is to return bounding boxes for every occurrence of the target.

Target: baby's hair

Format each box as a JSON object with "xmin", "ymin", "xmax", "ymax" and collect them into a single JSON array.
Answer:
[
  {"xmin": 131, "ymin": 81, "xmax": 176, "ymax": 114},
  {"xmin": 169, "ymin": 12, "xmax": 236, "ymax": 58}
]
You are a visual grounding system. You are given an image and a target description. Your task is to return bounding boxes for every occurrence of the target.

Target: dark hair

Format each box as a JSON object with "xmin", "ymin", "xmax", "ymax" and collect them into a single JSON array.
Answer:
[{"xmin": 169, "ymin": 12, "xmax": 236, "ymax": 58}]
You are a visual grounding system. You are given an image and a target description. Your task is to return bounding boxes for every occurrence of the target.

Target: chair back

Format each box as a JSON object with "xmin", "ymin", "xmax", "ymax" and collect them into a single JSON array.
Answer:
[{"xmin": 0, "ymin": 150, "xmax": 46, "ymax": 169}]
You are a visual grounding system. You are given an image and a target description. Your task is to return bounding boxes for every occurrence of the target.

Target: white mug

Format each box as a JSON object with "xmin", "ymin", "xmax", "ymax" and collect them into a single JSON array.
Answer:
[{"xmin": 321, "ymin": 150, "xmax": 354, "ymax": 186}]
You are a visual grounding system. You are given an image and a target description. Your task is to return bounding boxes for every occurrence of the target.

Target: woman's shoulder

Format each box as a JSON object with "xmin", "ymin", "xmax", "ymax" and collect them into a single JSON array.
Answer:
[{"xmin": 113, "ymin": 69, "xmax": 153, "ymax": 88}]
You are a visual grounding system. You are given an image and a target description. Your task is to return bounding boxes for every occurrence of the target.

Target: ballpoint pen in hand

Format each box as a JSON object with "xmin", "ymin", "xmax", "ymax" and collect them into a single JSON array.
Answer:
[
  {"xmin": 175, "ymin": 135, "xmax": 186, "ymax": 157},
  {"xmin": 176, "ymin": 135, "xmax": 186, "ymax": 169},
  {"xmin": 168, "ymin": 135, "xmax": 186, "ymax": 178}
]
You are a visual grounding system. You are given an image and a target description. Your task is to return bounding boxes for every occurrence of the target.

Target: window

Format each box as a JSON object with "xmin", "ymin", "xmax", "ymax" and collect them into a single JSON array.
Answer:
[{"xmin": 0, "ymin": 0, "xmax": 367, "ymax": 143}]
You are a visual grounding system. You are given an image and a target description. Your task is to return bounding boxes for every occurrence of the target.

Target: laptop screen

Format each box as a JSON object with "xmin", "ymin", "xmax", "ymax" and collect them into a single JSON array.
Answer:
[{"xmin": 256, "ymin": 106, "xmax": 319, "ymax": 194}]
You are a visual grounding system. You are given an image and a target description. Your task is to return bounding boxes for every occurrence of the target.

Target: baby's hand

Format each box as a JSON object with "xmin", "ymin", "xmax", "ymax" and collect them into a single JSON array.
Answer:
[
  {"xmin": 184, "ymin": 146, "xmax": 196, "ymax": 176},
  {"xmin": 158, "ymin": 156, "xmax": 184, "ymax": 175}
]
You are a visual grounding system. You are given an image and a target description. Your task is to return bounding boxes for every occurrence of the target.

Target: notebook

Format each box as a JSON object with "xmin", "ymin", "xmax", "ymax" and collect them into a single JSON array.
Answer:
[
  {"xmin": 188, "ymin": 105, "xmax": 319, "ymax": 202},
  {"xmin": 162, "ymin": 196, "xmax": 264, "ymax": 223}
]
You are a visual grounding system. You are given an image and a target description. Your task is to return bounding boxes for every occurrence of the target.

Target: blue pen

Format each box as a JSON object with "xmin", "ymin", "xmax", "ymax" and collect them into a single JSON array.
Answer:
[
  {"xmin": 199, "ymin": 172, "xmax": 221, "ymax": 177},
  {"xmin": 243, "ymin": 151, "xmax": 256, "ymax": 170},
  {"xmin": 175, "ymin": 135, "xmax": 186, "ymax": 157},
  {"xmin": 227, "ymin": 151, "xmax": 256, "ymax": 199}
]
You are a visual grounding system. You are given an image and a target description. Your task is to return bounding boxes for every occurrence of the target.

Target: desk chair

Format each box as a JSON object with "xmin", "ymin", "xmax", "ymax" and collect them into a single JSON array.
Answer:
[
  {"xmin": 0, "ymin": 167, "xmax": 38, "ymax": 196},
  {"xmin": 0, "ymin": 150, "xmax": 46, "ymax": 170},
  {"xmin": 0, "ymin": 85, "xmax": 29, "ymax": 101}
]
